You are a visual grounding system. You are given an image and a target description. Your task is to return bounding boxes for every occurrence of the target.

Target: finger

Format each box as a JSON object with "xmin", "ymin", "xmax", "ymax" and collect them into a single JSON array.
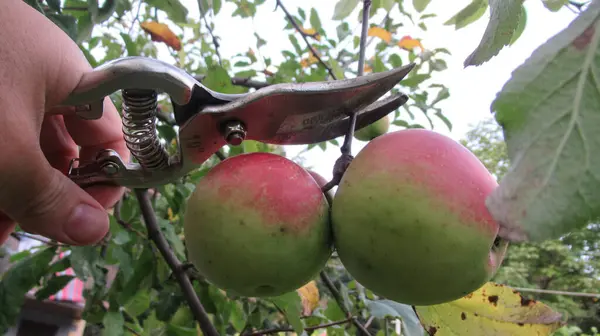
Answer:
[
  {"xmin": 0, "ymin": 213, "xmax": 16, "ymax": 245},
  {"xmin": 40, "ymin": 111, "xmax": 126, "ymax": 210},
  {"xmin": 0, "ymin": 146, "xmax": 110, "ymax": 245},
  {"xmin": 57, "ymin": 97, "xmax": 130, "ymax": 209}
]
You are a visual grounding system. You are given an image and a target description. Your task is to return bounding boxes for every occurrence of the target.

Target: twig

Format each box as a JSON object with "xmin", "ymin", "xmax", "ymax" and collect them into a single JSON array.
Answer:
[
  {"xmin": 511, "ymin": 287, "xmax": 600, "ymax": 298},
  {"xmin": 133, "ymin": 188, "xmax": 219, "ymax": 336},
  {"xmin": 197, "ymin": 2, "xmax": 223, "ymax": 66},
  {"xmin": 357, "ymin": 1, "xmax": 371, "ymax": 78},
  {"xmin": 275, "ymin": 0, "xmax": 337, "ymax": 79},
  {"xmin": 127, "ymin": 0, "xmax": 143, "ymax": 35},
  {"xmin": 244, "ymin": 317, "xmax": 353, "ymax": 335},
  {"xmin": 113, "ymin": 198, "xmax": 147, "ymax": 239},
  {"xmin": 125, "ymin": 325, "xmax": 141, "ymax": 336},
  {"xmin": 321, "ymin": 0, "xmax": 372, "ymax": 194},
  {"xmin": 319, "ymin": 272, "xmax": 372, "ymax": 335},
  {"xmin": 10, "ymin": 232, "xmax": 64, "ymax": 247}
]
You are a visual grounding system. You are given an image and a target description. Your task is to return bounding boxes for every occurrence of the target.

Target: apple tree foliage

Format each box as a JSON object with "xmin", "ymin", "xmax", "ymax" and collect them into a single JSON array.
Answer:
[
  {"xmin": 461, "ymin": 118, "xmax": 600, "ymax": 336},
  {"xmin": 0, "ymin": 0, "xmax": 598, "ymax": 335}
]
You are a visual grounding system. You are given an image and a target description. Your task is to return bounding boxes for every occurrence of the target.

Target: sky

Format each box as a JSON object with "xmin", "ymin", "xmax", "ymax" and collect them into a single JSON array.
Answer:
[{"xmin": 163, "ymin": 0, "xmax": 579, "ymax": 181}]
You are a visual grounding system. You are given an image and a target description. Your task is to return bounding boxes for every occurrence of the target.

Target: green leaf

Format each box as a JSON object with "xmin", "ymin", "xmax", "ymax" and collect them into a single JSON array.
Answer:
[
  {"xmin": 123, "ymin": 288, "xmax": 150, "ymax": 317},
  {"xmin": 330, "ymin": 59, "xmax": 346, "ymax": 79},
  {"xmin": 23, "ymin": 0, "xmax": 45, "ymax": 13},
  {"xmin": 102, "ymin": 311, "xmax": 125, "ymax": 336},
  {"xmin": 509, "ymin": 4, "xmax": 528, "ymax": 46},
  {"xmin": 310, "ymin": 8, "xmax": 322, "ymax": 31},
  {"xmin": 213, "ymin": 0, "xmax": 222, "ymax": 14},
  {"xmin": 381, "ymin": 0, "xmax": 395, "ymax": 11},
  {"xmin": 543, "ymin": 0, "xmax": 569, "ymax": 12},
  {"xmin": 365, "ymin": 299, "xmax": 425, "ymax": 336},
  {"xmin": 401, "ymin": 74, "xmax": 430, "ymax": 88},
  {"xmin": 429, "ymin": 89, "xmax": 447, "ymax": 108},
  {"xmin": 270, "ymin": 292, "xmax": 305, "ymax": 334},
  {"xmin": 120, "ymin": 33, "xmax": 138, "ymax": 56},
  {"xmin": 413, "ymin": 0, "xmax": 432, "ymax": 12},
  {"xmin": 336, "ymin": 22, "xmax": 352, "ymax": 42},
  {"xmin": 47, "ymin": 0, "xmax": 62, "ymax": 12},
  {"xmin": 0, "ymin": 246, "xmax": 57, "ymax": 333},
  {"xmin": 486, "ymin": 0, "xmax": 600, "ymax": 242},
  {"xmin": 92, "ymin": 0, "xmax": 117, "ymax": 23},
  {"xmin": 144, "ymin": 0, "xmax": 188, "ymax": 22},
  {"xmin": 444, "ymin": 0, "xmax": 488, "ymax": 30},
  {"xmin": 76, "ymin": 13, "xmax": 95, "ymax": 43},
  {"xmin": 332, "ymin": 0, "xmax": 359, "ymax": 20},
  {"xmin": 201, "ymin": 66, "xmax": 246, "ymax": 94},
  {"xmin": 35, "ymin": 275, "xmax": 76, "ymax": 300},
  {"xmin": 47, "ymin": 13, "xmax": 78, "ymax": 42},
  {"xmin": 463, "ymin": 0, "xmax": 524, "ymax": 67}
]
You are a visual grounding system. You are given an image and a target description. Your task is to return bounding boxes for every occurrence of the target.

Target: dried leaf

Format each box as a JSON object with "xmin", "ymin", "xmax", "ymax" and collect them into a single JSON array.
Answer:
[
  {"xmin": 398, "ymin": 35, "xmax": 424, "ymax": 51},
  {"xmin": 414, "ymin": 282, "xmax": 564, "ymax": 335},
  {"xmin": 140, "ymin": 21, "xmax": 182, "ymax": 51},
  {"xmin": 296, "ymin": 280, "xmax": 320, "ymax": 316},
  {"xmin": 368, "ymin": 26, "xmax": 392, "ymax": 43}
]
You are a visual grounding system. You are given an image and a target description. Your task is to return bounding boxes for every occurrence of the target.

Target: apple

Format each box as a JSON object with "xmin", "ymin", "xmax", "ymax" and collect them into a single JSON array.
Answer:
[
  {"xmin": 354, "ymin": 115, "xmax": 390, "ymax": 141},
  {"xmin": 183, "ymin": 152, "xmax": 333, "ymax": 297},
  {"xmin": 307, "ymin": 170, "xmax": 334, "ymax": 202},
  {"xmin": 330, "ymin": 129, "xmax": 508, "ymax": 306}
]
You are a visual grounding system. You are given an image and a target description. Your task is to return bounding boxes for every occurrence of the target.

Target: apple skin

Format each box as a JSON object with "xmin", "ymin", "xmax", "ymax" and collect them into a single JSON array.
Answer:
[
  {"xmin": 354, "ymin": 115, "xmax": 390, "ymax": 141},
  {"xmin": 330, "ymin": 129, "xmax": 508, "ymax": 306},
  {"xmin": 183, "ymin": 152, "xmax": 333, "ymax": 298},
  {"xmin": 307, "ymin": 170, "xmax": 334, "ymax": 202}
]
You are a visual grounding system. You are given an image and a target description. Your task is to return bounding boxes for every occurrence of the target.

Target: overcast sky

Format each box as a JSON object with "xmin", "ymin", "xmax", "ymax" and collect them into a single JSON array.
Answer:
[{"xmin": 161, "ymin": 0, "xmax": 578, "ymax": 180}]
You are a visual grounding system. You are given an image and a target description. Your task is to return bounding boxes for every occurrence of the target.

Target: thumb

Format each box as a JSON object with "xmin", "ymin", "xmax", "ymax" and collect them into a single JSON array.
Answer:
[{"xmin": 0, "ymin": 150, "xmax": 109, "ymax": 246}]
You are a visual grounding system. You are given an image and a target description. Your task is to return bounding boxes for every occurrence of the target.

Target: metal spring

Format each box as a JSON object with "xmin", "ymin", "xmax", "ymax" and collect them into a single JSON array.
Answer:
[{"xmin": 121, "ymin": 89, "xmax": 170, "ymax": 170}]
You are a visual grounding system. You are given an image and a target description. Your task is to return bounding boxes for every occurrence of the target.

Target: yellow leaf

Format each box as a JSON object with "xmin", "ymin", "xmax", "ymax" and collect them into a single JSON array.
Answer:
[
  {"xmin": 363, "ymin": 64, "xmax": 373, "ymax": 73},
  {"xmin": 368, "ymin": 26, "xmax": 392, "ymax": 44},
  {"xmin": 414, "ymin": 282, "xmax": 564, "ymax": 336},
  {"xmin": 398, "ymin": 35, "xmax": 423, "ymax": 51},
  {"xmin": 140, "ymin": 21, "xmax": 182, "ymax": 51},
  {"xmin": 167, "ymin": 208, "xmax": 179, "ymax": 222},
  {"xmin": 299, "ymin": 26, "xmax": 321, "ymax": 41},
  {"xmin": 296, "ymin": 280, "xmax": 320, "ymax": 316},
  {"xmin": 300, "ymin": 54, "xmax": 320, "ymax": 68}
]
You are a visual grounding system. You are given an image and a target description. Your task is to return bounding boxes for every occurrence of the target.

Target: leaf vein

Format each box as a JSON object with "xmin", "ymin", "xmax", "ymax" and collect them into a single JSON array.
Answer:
[{"xmin": 540, "ymin": 22, "xmax": 600, "ymax": 189}]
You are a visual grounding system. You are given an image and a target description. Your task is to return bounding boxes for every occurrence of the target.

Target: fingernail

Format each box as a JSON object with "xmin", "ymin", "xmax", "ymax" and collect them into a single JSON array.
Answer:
[{"xmin": 66, "ymin": 204, "xmax": 109, "ymax": 245}]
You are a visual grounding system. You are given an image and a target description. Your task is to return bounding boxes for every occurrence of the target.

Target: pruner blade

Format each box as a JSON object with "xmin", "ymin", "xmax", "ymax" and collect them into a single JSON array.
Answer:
[{"xmin": 177, "ymin": 62, "xmax": 415, "ymax": 165}]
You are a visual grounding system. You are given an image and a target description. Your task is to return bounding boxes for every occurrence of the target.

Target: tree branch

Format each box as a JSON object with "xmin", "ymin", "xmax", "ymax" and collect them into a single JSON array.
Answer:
[
  {"xmin": 319, "ymin": 272, "xmax": 372, "ymax": 335},
  {"xmin": 321, "ymin": 0, "xmax": 372, "ymax": 194},
  {"xmin": 197, "ymin": 2, "xmax": 223, "ymax": 66},
  {"xmin": 244, "ymin": 317, "xmax": 353, "ymax": 335},
  {"xmin": 113, "ymin": 198, "xmax": 147, "ymax": 239},
  {"xmin": 275, "ymin": 0, "xmax": 337, "ymax": 80},
  {"xmin": 133, "ymin": 188, "xmax": 219, "ymax": 336}
]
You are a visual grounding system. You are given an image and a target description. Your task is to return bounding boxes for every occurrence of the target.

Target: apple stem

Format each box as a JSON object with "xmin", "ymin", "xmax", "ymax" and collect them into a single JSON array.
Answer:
[
  {"xmin": 134, "ymin": 188, "xmax": 220, "ymax": 336},
  {"xmin": 322, "ymin": 0, "xmax": 372, "ymax": 194}
]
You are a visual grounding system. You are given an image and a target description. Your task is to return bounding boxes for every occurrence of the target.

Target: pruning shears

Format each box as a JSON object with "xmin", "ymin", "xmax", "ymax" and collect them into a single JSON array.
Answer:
[{"xmin": 52, "ymin": 56, "xmax": 415, "ymax": 188}]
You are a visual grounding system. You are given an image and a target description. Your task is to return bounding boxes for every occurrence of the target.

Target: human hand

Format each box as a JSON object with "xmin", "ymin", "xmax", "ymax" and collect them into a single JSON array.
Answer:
[{"xmin": 0, "ymin": 0, "xmax": 129, "ymax": 246}]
